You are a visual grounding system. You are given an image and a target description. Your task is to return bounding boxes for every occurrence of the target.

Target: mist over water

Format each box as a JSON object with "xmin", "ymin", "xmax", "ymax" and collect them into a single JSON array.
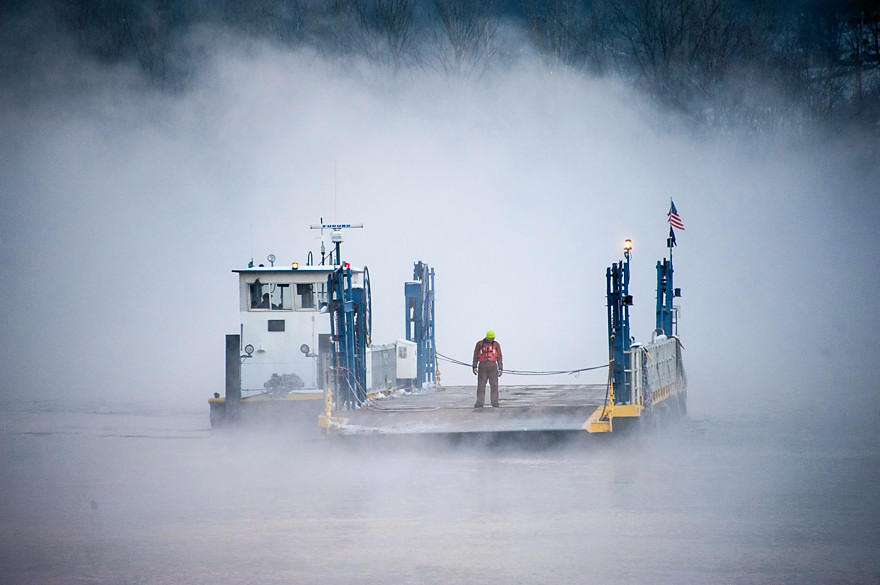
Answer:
[
  {"xmin": 1, "ymin": 8, "xmax": 879, "ymax": 585},
  {"xmin": 2, "ymin": 401, "xmax": 878, "ymax": 585}
]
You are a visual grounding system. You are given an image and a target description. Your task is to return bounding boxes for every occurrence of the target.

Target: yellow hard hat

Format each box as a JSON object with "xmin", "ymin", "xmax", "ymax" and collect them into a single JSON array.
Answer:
[{"xmin": 485, "ymin": 330, "xmax": 495, "ymax": 339}]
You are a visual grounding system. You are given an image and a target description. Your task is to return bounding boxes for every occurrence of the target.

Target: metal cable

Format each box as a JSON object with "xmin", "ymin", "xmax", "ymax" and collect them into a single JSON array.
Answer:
[
  {"xmin": 436, "ymin": 351, "xmax": 608, "ymax": 376},
  {"xmin": 329, "ymin": 351, "xmax": 610, "ymax": 415},
  {"xmin": 331, "ymin": 366, "xmax": 443, "ymax": 412}
]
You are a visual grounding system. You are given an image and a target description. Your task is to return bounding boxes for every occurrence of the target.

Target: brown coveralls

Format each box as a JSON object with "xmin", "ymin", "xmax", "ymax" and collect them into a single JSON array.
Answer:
[{"xmin": 472, "ymin": 338, "xmax": 503, "ymax": 407}]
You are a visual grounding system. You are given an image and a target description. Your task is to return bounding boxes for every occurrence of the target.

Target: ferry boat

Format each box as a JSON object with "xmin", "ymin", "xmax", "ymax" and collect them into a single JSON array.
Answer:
[{"xmin": 211, "ymin": 221, "xmax": 686, "ymax": 437}]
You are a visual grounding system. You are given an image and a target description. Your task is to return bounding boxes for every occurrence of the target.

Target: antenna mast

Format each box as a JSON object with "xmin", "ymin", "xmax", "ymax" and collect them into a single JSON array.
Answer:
[{"xmin": 310, "ymin": 220, "xmax": 364, "ymax": 265}]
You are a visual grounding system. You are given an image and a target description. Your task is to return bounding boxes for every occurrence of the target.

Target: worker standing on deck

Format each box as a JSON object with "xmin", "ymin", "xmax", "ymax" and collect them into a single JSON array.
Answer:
[{"xmin": 472, "ymin": 330, "xmax": 503, "ymax": 408}]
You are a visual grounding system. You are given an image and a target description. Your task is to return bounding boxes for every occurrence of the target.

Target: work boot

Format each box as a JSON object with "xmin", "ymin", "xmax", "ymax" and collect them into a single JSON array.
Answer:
[
  {"xmin": 491, "ymin": 403, "xmax": 500, "ymax": 408},
  {"xmin": 474, "ymin": 403, "xmax": 483, "ymax": 408}
]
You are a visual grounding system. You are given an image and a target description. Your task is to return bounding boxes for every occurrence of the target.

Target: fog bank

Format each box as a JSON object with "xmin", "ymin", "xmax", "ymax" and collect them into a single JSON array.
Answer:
[{"xmin": 0, "ymin": 28, "xmax": 877, "ymax": 431}]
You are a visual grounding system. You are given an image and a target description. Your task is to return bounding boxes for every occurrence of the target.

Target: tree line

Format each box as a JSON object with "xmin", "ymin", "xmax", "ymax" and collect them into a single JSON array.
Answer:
[{"xmin": 7, "ymin": 0, "xmax": 880, "ymax": 136}]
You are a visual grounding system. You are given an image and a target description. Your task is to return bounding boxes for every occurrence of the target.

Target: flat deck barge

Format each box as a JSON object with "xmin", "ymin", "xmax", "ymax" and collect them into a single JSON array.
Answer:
[
  {"xmin": 212, "ymin": 223, "xmax": 687, "ymax": 435},
  {"xmin": 325, "ymin": 384, "xmax": 607, "ymax": 435}
]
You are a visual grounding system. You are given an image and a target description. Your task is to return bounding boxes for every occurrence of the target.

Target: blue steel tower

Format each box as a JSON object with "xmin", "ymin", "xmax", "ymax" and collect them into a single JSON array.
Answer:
[
  {"xmin": 405, "ymin": 261, "xmax": 436, "ymax": 388},
  {"xmin": 656, "ymin": 229, "xmax": 680, "ymax": 336},
  {"xmin": 606, "ymin": 240, "xmax": 633, "ymax": 404},
  {"xmin": 327, "ymin": 263, "xmax": 371, "ymax": 409}
]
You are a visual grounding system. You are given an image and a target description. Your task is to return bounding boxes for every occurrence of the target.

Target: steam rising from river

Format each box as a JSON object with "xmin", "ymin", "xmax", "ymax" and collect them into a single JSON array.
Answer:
[
  {"xmin": 3, "ymin": 32, "xmax": 877, "ymax": 422},
  {"xmin": 1, "ymin": 16, "xmax": 879, "ymax": 585}
]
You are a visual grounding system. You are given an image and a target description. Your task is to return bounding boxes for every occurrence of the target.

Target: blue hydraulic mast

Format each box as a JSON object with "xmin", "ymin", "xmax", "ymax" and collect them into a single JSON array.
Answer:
[
  {"xmin": 656, "ymin": 228, "xmax": 680, "ymax": 336},
  {"xmin": 319, "ymin": 221, "xmax": 370, "ymax": 409},
  {"xmin": 405, "ymin": 261, "xmax": 436, "ymax": 388},
  {"xmin": 328, "ymin": 263, "xmax": 371, "ymax": 409},
  {"xmin": 606, "ymin": 240, "xmax": 633, "ymax": 404}
]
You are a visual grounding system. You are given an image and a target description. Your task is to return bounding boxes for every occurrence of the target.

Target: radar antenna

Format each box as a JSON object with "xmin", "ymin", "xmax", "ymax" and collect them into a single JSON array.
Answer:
[{"xmin": 309, "ymin": 218, "xmax": 364, "ymax": 265}]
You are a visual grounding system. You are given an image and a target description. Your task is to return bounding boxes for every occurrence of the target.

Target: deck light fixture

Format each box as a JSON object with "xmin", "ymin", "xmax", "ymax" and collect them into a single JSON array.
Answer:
[
  {"xmin": 624, "ymin": 239, "xmax": 632, "ymax": 259},
  {"xmin": 291, "ymin": 262, "xmax": 299, "ymax": 270}
]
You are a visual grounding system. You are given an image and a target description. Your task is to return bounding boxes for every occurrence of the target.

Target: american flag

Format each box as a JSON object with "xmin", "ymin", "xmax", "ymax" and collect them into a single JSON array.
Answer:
[{"xmin": 667, "ymin": 200, "xmax": 685, "ymax": 230}]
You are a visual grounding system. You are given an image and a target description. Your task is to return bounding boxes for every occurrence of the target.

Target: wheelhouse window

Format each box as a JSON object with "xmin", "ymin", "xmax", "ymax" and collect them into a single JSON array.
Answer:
[
  {"xmin": 249, "ymin": 280, "xmax": 291, "ymax": 311},
  {"xmin": 296, "ymin": 283, "xmax": 315, "ymax": 310},
  {"xmin": 317, "ymin": 282, "xmax": 329, "ymax": 309}
]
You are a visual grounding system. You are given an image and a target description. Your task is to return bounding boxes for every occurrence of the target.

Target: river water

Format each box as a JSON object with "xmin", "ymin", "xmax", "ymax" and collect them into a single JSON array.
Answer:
[{"xmin": 1, "ymin": 397, "xmax": 877, "ymax": 585}]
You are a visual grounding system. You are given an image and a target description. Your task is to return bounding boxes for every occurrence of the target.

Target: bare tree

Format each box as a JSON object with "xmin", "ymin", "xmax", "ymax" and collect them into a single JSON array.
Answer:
[
  {"xmin": 349, "ymin": 0, "xmax": 416, "ymax": 67},
  {"xmin": 221, "ymin": 0, "xmax": 308, "ymax": 44},
  {"xmin": 432, "ymin": 0, "xmax": 497, "ymax": 75},
  {"xmin": 840, "ymin": 6, "xmax": 880, "ymax": 108},
  {"xmin": 602, "ymin": 0, "xmax": 744, "ymax": 114},
  {"xmin": 521, "ymin": 0, "xmax": 602, "ymax": 70}
]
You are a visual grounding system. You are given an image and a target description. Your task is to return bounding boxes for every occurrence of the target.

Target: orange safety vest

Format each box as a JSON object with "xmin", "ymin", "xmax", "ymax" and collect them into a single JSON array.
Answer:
[{"xmin": 478, "ymin": 341, "xmax": 498, "ymax": 363}]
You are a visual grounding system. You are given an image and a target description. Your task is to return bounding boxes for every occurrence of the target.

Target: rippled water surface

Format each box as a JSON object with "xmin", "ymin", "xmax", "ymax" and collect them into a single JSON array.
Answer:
[{"xmin": 1, "ymin": 399, "xmax": 877, "ymax": 585}]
